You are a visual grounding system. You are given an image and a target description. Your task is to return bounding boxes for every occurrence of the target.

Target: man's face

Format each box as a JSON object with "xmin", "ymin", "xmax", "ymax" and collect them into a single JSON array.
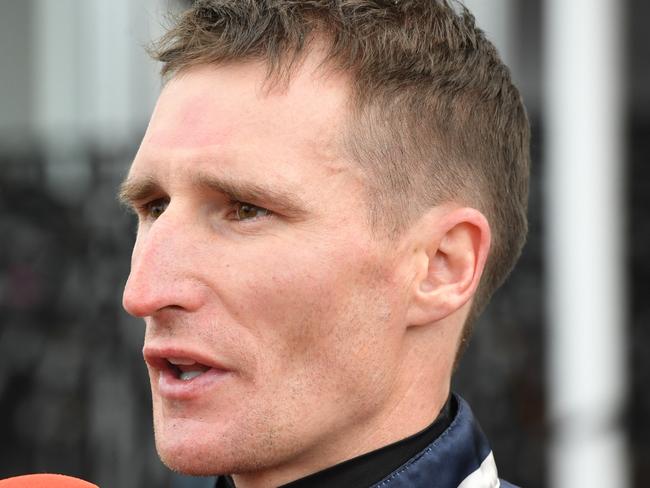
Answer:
[{"xmin": 122, "ymin": 61, "xmax": 413, "ymax": 479}]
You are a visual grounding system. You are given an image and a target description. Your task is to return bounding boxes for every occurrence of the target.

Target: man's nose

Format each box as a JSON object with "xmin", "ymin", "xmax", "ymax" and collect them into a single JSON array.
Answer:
[{"xmin": 122, "ymin": 213, "xmax": 206, "ymax": 318}]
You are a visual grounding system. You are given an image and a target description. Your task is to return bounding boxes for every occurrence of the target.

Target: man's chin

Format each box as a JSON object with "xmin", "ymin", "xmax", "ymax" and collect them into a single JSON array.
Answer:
[
  {"xmin": 155, "ymin": 430, "xmax": 284, "ymax": 481},
  {"xmin": 153, "ymin": 412, "xmax": 233, "ymax": 475},
  {"xmin": 157, "ymin": 440, "xmax": 226, "ymax": 477},
  {"xmin": 154, "ymin": 427, "xmax": 264, "ymax": 477}
]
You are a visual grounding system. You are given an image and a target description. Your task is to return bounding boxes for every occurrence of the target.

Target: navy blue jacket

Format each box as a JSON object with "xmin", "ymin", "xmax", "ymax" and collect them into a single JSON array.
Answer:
[{"xmin": 367, "ymin": 395, "xmax": 518, "ymax": 488}]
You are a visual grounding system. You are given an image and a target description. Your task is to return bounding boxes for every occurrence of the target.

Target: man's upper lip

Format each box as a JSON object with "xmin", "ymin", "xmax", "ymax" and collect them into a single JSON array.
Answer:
[{"xmin": 143, "ymin": 344, "xmax": 230, "ymax": 371}]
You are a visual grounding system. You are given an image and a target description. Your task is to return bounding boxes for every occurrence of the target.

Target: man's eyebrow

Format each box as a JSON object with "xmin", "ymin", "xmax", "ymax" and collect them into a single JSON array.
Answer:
[
  {"xmin": 118, "ymin": 175, "xmax": 161, "ymax": 208},
  {"xmin": 191, "ymin": 172, "xmax": 307, "ymax": 216},
  {"xmin": 118, "ymin": 172, "xmax": 307, "ymax": 216}
]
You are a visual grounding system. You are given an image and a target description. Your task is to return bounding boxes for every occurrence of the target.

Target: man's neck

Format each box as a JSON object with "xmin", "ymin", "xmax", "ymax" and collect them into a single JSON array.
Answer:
[{"xmin": 221, "ymin": 396, "xmax": 456, "ymax": 488}]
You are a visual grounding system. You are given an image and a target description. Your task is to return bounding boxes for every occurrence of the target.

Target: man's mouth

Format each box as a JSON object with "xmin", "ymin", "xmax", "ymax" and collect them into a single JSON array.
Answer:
[
  {"xmin": 167, "ymin": 357, "xmax": 211, "ymax": 381},
  {"xmin": 143, "ymin": 347, "xmax": 231, "ymax": 399}
]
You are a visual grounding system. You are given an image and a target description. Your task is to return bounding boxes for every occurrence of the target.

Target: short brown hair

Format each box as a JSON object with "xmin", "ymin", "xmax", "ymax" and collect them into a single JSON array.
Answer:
[{"xmin": 150, "ymin": 0, "xmax": 530, "ymax": 359}]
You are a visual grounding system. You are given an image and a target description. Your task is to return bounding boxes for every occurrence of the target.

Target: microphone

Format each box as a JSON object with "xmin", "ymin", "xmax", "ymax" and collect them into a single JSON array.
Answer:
[{"xmin": 0, "ymin": 474, "xmax": 99, "ymax": 487}]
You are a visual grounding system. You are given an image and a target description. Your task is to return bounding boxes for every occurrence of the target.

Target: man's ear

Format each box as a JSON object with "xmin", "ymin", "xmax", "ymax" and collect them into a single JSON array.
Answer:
[{"xmin": 405, "ymin": 207, "xmax": 491, "ymax": 327}]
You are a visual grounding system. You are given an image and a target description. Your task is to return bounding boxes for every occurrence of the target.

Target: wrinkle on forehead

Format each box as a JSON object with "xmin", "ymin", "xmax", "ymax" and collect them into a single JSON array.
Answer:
[
  {"xmin": 157, "ymin": 64, "xmax": 353, "ymax": 154},
  {"xmin": 150, "ymin": 62, "xmax": 343, "ymax": 135},
  {"xmin": 143, "ymin": 90, "xmax": 235, "ymax": 150}
]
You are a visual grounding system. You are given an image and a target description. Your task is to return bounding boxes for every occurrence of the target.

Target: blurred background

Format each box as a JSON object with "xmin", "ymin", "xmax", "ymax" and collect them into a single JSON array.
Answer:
[{"xmin": 0, "ymin": 1, "xmax": 648, "ymax": 487}]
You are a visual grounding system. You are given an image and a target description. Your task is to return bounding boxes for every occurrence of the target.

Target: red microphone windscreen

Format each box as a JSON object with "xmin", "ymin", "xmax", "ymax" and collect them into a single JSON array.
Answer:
[{"xmin": 0, "ymin": 474, "xmax": 98, "ymax": 488}]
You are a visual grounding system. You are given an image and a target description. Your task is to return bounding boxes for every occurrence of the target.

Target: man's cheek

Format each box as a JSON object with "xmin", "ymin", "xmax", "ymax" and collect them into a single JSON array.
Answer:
[{"xmin": 257, "ymin": 278, "xmax": 343, "ymax": 352}]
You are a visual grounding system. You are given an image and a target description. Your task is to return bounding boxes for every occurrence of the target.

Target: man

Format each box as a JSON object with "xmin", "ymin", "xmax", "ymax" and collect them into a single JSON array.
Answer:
[{"xmin": 119, "ymin": 1, "xmax": 529, "ymax": 487}]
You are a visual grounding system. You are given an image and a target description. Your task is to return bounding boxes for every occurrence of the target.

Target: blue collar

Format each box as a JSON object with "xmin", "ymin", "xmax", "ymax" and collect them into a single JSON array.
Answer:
[{"xmin": 370, "ymin": 395, "xmax": 515, "ymax": 488}]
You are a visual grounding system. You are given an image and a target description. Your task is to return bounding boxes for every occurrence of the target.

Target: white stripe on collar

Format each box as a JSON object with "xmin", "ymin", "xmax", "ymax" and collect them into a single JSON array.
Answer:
[{"xmin": 457, "ymin": 451, "xmax": 500, "ymax": 488}]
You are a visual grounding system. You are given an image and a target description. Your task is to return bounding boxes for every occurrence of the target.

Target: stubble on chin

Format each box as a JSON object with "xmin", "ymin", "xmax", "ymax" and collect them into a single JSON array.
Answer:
[{"xmin": 152, "ymin": 404, "xmax": 305, "ymax": 479}]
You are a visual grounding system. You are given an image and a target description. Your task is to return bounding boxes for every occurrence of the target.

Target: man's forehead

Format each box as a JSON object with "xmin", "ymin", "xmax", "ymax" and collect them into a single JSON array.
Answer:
[
  {"xmin": 133, "ymin": 61, "xmax": 359, "ymax": 188},
  {"xmin": 144, "ymin": 62, "xmax": 349, "ymax": 157}
]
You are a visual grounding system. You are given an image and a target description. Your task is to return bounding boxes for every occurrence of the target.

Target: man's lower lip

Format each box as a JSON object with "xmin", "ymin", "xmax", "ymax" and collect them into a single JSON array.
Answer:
[{"xmin": 157, "ymin": 367, "xmax": 229, "ymax": 400}]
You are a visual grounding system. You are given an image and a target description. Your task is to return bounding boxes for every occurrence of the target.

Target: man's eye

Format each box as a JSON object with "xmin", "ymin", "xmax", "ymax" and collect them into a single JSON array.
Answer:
[
  {"xmin": 144, "ymin": 199, "xmax": 169, "ymax": 220},
  {"xmin": 235, "ymin": 202, "xmax": 270, "ymax": 221}
]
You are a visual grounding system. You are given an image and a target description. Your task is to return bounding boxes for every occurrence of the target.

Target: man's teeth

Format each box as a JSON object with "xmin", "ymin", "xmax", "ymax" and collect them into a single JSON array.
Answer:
[
  {"xmin": 179, "ymin": 370, "xmax": 203, "ymax": 381},
  {"xmin": 168, "ymin": 357, "xmax": 197, "ymax": 366},
  {"xmin": 165, "ymin": 357, "xmax": 211, "ymax": 380}
]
